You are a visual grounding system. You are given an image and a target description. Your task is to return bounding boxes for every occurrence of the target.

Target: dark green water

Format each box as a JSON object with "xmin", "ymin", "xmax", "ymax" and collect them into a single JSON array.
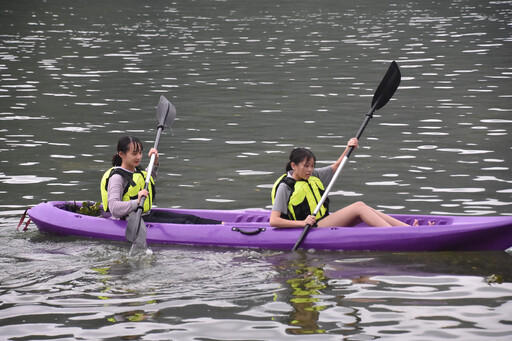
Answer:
[{"xmin": 1, "ymin": 0, "xmax": 511, "ymax": 339}]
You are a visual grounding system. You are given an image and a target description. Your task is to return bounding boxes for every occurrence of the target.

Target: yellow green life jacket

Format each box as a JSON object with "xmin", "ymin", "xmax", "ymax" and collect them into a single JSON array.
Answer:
[
  {"xmin": 271, "ymin": 174, "xmax": 329, "ymax": 221},
  {"xmin": 100, "ymin": 167, "xmax": 155, "ymax": 213}
]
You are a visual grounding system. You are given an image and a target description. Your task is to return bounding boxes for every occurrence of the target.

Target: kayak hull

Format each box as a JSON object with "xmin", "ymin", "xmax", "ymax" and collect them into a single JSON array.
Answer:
[{"xmin": 27, "ymin": 201, "xmax": 512, "ymax": 251}]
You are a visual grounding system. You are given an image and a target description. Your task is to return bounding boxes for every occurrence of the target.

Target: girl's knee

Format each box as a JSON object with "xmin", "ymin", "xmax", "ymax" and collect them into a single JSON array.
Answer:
[
  {"xmin": 351, "ymin": 201, "xmax": 373, "ymax": 214},
  {"xmin": 353, "ymin": 201, "xmax": 367, "ymax": 209}
]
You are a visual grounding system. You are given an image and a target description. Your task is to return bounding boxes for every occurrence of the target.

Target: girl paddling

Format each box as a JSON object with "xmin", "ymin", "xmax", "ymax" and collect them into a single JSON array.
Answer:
[
  {"xmin": 101, "ymin": 136, "xmax": 221, "ymax": 225},
  {"xmin": 270, "ymin": 138, "xmax": 418, "ymax": 228}
]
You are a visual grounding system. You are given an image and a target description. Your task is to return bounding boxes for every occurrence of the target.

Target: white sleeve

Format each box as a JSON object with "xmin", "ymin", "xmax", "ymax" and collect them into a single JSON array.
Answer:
[{"xmin": 314, "ymin": 165, "xmax": 334, "ymax": 186}]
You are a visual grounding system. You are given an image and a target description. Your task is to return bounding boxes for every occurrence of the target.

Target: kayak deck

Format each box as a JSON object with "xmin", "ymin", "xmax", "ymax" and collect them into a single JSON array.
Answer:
[{"xmin": 27, "ymin": 201, "xmax": 512, "ymax": 251}]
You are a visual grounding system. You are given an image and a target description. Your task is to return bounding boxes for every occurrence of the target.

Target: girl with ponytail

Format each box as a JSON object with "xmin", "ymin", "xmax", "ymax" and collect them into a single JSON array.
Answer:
[
  {"xmin": 101, "ymin": 136, "xmax": 221, "ymax": 225},
  {"xmin": 270, "ymin": 138, "xmax": 419, "ymax": 228}
]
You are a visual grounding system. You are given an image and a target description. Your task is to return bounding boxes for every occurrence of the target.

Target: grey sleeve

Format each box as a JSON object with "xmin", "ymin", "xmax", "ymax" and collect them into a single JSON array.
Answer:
[
  {"xmin": 107, "ymin": 174, "xmax": 138, "ymax": 219},
  {"xmin": 272, "ymin": 183, "xmax": 292, "ymax": 215},
  {"xmin": 314, "ymin": 165, "xmax": 334, "ymax": 186}
]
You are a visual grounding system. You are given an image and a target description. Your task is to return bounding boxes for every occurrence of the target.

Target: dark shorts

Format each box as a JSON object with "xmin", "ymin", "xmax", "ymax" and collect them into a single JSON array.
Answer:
[{"xmin": 142, "ymin": 210, "xmax": 222, "ymax": 225}]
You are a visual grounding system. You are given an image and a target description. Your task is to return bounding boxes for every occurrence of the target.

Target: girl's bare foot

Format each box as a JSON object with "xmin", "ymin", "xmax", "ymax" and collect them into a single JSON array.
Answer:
[{"xmin": 411, "ymin": 219, "xmax": 435, "ymax": 226}]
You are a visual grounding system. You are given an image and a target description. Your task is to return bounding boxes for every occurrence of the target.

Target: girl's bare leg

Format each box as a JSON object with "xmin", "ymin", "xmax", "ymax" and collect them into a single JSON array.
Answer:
[
  {"xmin": 370, "ymin": 206, "xmax": 409, "ymax": 226},
  {"xmin": 317, "ymin": 201, "xmax": 409, "ymax": 228}
]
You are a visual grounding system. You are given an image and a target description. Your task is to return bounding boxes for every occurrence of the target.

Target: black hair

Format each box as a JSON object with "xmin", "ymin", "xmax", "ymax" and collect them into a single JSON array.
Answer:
[
  {"xmin": 111, "ymin": 136, "xmax": 143, "ymax": 166},
  {"xmin": 285, "ymin": 148, "xmax": 316, "ymax": 172}
]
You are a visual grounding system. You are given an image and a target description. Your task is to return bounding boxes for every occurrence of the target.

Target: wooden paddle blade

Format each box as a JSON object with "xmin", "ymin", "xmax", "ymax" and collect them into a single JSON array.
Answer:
[
  {"xmin": 371, "ymin": 61, "xmax": 401, "ymax": 111},
  {"xmin": 156, "ymin": 95, "xmax": 176, "ymax": 128}
]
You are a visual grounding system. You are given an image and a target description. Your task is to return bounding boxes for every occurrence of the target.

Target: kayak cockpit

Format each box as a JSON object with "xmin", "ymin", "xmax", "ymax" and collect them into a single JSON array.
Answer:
[{"xmin": 52, "ymin": 201, "xmax": 271, "ymax": 224}]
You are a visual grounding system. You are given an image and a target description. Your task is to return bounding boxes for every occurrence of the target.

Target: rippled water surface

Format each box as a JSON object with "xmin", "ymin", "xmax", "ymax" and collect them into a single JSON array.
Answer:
[
  {"xmin": 1, "ymin": 0, "xmax": 511, "ymax": 339},
  {"xmin": 2, "ymin": 225, "xmax": 512, "ymax": 340}
]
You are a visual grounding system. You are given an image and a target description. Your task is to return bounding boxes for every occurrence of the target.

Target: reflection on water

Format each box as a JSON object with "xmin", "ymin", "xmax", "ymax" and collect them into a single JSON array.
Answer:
[
  {"xmin": 286, "ymin": 264, "xmax": 328, "ymax": 335},
  {"xmin": 273, "ymin": 251, "xmax": 512, "ymax": 339}
]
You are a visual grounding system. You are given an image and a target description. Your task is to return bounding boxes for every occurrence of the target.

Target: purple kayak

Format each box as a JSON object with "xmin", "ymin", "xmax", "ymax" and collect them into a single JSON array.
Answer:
[{"xmin": 27, "ymin": 201, "xmax": 512, "ymax": 251}]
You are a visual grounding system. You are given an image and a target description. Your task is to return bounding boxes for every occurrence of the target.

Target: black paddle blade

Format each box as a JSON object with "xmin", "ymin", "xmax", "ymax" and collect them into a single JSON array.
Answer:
[
  {"xmin": 371, "ymin": 61, "xmax": 401, "ymax": 111},
  {"xmin": 157, "ymin": 95, "xmax": 176, "ymax": 128}
]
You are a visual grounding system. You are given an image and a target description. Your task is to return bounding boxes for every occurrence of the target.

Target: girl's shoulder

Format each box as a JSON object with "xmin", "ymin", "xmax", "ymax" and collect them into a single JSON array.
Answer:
[
  {"xmin": 108, "ymin": 171, "xmax": 130, "ymax": 187},
  {"xmin": 314, "ymin": 165, "xmax": 333, "ymax": 177},
  {"xmin": 277, "ymin": 181, "xmax": 293, "ymax": 194}
]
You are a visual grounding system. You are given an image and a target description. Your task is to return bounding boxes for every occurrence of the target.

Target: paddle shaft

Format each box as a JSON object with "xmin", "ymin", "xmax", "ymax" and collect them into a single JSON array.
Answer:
[
  {"xmin": 126, "ymin": 125, "xmax": 165, "ymax": 246},
  {"xmin": 291, "ymin": 107, "xmax": 375, "ymax": 251},
  {"xmin": 125, "ymin": 96, "xmax": 176, "ymax": 247},
  {"xmin": 291, "ymin": 61, "xmax": 401, "ymax": 251},
  {"xmin": 134, "ymin": 125, "xmax": 163, "ymax": 219}
]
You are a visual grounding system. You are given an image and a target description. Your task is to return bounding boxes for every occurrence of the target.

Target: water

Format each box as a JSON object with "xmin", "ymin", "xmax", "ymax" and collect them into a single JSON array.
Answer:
[
  {"xmin": 1, "ymin": 0, "xmax": 511, "ymax": 339},
  {"xmin": 1, "ymin": 229, "xmax": 512, "ymax": 340}
]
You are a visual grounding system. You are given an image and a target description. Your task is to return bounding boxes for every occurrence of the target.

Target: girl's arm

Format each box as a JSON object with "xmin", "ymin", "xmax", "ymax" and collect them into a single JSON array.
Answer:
[
  {"xmin": 107, "ymin": 174, "xmax": 138, "ymax": 219},
  {"xmin": 331, "ymin": 137, "xmax": 358, "ymax": 173},
  {"xmin": 269, "ymin": 210, "xmax": 316, "ymax": 228}
]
